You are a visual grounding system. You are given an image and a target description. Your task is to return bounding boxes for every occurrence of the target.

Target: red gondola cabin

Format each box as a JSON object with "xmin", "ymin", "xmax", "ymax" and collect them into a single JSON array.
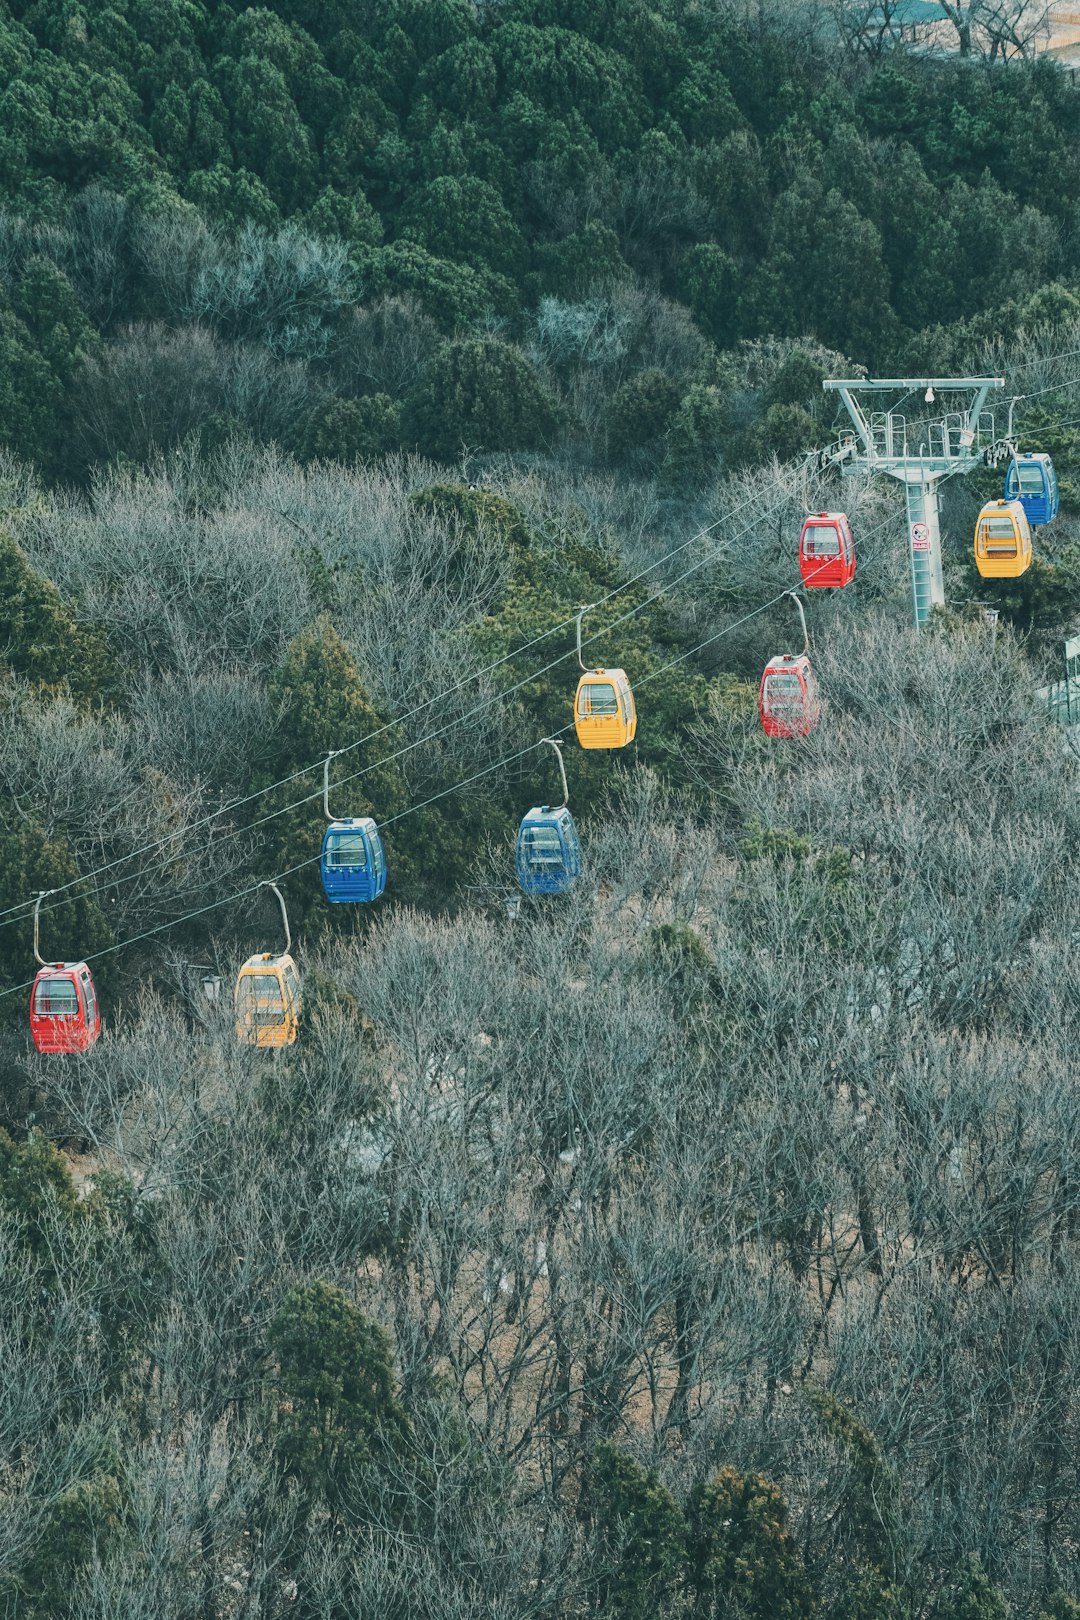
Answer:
[
  {"xmin": 30, "ymin": 963, "xmax": 101, "ymax": 1054},
  {"xmin": 759, "ymin": 653, "xmax": 821, "ymax": 739},
  {"xmin": 798, "ymin": 512, "xmax": 855, "ymax": 589}
]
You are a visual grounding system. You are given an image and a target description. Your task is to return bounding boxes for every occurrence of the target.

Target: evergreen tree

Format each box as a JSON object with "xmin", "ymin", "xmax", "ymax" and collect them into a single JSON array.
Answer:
[
  {"xmin": 606, "ymin": 367, "xmax": 682, "ymax": 457},
  {"xmin": 660, "ymin": 383, "xmax": 727, "ymax": 490},
  {"xmin": 0, "ymin": 527, "xmax": 113, "ymax": 698},
  {"xmin": 396, "ymin": 175, "xmax": 527, "ymax": 280},
  {"xmin": 13, "ymin": 1466, "xmax": 126, "ymax": 1616},
  {"xmin": 1041, "ymin": 1597, "xmax": 1080, "ymax": 1620},
  {"xmin": 0, "ymin": 1127, "xmax": 81, "ymax": 1269},
  {"xmin": 586, "ymin": 1442, "xmax": 685, "ymax": 1620},
  {"xmin": 267, "ymin": 1280, "xmax": 412, "ymax": 1518},
  {"xmin": 742, "ymin": 177, "xmax": 897, "ymax": 364},
  {"xmin": 932, "ymin": 1555, "xmax": 1008, "ymax": 1620},
  {"xmin": 807, "ymin": 1388, "xmax": 898, "ymax": 1573},
  {"xmin": 402, "ymin": 337, "xmax": 559, "ymax": 460},
  {"xmin": 685, "ymin": 1466, "xmax": 814, "ymax": 1620}
]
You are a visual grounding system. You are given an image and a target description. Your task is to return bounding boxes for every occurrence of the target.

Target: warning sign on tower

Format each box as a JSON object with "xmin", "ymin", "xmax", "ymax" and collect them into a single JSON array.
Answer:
[{"xmin": 910, "ymin": 522, "xmax": 930, "ymax": 551}]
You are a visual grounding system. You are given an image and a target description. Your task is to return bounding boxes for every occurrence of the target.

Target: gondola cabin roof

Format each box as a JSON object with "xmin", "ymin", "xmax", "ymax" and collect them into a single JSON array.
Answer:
[{"xmin": 29, "ymin": 962, "xmax": 101, "ymax": 1054}]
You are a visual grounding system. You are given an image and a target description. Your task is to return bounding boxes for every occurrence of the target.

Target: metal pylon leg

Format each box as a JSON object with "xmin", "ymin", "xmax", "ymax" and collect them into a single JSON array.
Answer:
[{"xmin": 903, "ymin": 478, "xmax": 945, "ymax": 630}]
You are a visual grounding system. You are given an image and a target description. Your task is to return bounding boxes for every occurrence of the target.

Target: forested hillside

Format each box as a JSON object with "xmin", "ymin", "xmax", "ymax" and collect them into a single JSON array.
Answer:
[
  {"xmin": 3, "ymin": 0, "xmax": 1080, "ymax": 476},
  {"xmin": 5, "ymin": 1, "xmax": 1080, "ymax": 1615}
]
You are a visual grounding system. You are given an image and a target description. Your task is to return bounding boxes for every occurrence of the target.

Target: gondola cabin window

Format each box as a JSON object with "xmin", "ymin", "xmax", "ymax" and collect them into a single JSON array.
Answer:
[
  {"xmin": 521, "ymin": 823, "xmax": 564, "ymax": 864},
  {"xmin": 325, "ymin": 831, "xmax": 368, "ymax": 867},
  {"xmin": 238, "ymin": 973, "xmax": 285, "ymax": 1029},
  {"xmin": 579, "ymin": 681, "xmax": 616, "ymax": 715},
  {"xmin": 802, "ymin": 524, "xmax": 839, "ymax": 555},
  {"xmin": 34, "ymin": 976, "xmax": 79, "ymax": 1015},
  {"xmin": 764, "ymin": 670, "xmax": 803, "ymax": 711},
  {"xmin": 983, "ymin": 516, "xmax": 1019, "ymax": 553}
]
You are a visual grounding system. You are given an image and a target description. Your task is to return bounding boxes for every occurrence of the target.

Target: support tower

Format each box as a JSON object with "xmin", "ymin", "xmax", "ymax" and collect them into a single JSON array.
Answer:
[{"xmin": 822, "ymin": 377, "xmax": 1006, "ymax": 629}]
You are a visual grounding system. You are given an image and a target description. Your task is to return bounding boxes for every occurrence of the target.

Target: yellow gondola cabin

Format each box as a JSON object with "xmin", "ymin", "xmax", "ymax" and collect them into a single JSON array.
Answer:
[
  {"xmin": 574, "ymin": 668, "xmax": 637, "ymax": 749},
  {"xmin": 572, "ymin": 604, "xmax": 638, "ymax": 750},
  {"xmin": 974, "ymin": 499, "xmax": 1032, "ymax": 580},
  {"xmin": 235, "ymin": 882, "xmax": 301, "ymax": 1048},
  {"xmin": 235, "ymin": 952, "xmax": 301, "ymax": 1047}
]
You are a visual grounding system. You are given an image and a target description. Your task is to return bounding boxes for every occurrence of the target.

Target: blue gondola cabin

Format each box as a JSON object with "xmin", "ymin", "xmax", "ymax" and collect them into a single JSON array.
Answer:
[
  {"xmin": 1004, "ymin": 453, "xmax": 1058, "ymax": 527},
  {"xmin": 516, "ymin": 806, "xmax": 582, "ymax": 895},
  {"xmin": 321, "ymin": 817, "xmax": 387, "ymax": 903}
]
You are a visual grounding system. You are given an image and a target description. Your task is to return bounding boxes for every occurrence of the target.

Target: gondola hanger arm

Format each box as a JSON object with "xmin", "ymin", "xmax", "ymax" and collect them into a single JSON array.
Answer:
[
  {"xmin": 575, "ymin": 603, "xmax": 598, "ymax": 673},
  {"xmin": 323, "ymin": 750, "xmax": 344, "ymax": 824},
  {"xmin": 33, "ymin": 890, "xmax": 53, "ymax": 967},
  {"xmin": 540, "ymin": 737, "xmax": 569, "ymax": 810},
  {"xmin": 784, "ymin": 589, "xmax": 810, "ymax": 656},
  {"xmin": 260, "ymin": 881, "xmax": 291, "ymax": 956}
]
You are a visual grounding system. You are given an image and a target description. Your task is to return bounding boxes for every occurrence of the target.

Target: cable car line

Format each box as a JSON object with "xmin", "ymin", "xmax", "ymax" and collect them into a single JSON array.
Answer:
[
  {"xmin": 7, "ymin": 465, "xmax": 841, "ymax": 939},
  {"xmin": 1008, "ymin": 345, "xmax": 1080, "ymax": 375},
  {"xmin": 1008, "ymin": 373, "xmax": 1080, "ymax": 406},
  {"xmin": 7, "ymin": 392, "xmax": 1062, "ymax": 1041},
  {"xmin": 1, "ymin": 732, "xmax": 586, "ymax": 1006},
  {"xmin": 12, "ymin": 497, "xmax": 790, "ymax": 935},
  {"xmin": 1002, "ymin": 344, "xmax": 1080, "ymax": 390},
  {"xmin": 0, "ymin": 502, "xmax": 905, "ymax": 1012},
  {"xmin": 13, "ymin": 401, "xmax": 1015, "ymax": 980},
  {"xmin": 0, "ymin": 456, "xmax": 831, "ymax": 931},
  {"xmin": 17, "ymin": 480, "xmax": 899, "ymax": 963}
]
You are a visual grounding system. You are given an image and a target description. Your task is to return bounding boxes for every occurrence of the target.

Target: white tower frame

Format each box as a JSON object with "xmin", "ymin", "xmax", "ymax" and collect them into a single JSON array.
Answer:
[{"xmin": 822, "ymin": 377, "xmax": 1007, "ymax": 629}]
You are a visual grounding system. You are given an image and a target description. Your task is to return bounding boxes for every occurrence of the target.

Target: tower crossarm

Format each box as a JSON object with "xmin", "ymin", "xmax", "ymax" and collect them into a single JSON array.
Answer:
[{"xmin": 823, "ymin": 377, "xmax": 1005, "ymax": 475}]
